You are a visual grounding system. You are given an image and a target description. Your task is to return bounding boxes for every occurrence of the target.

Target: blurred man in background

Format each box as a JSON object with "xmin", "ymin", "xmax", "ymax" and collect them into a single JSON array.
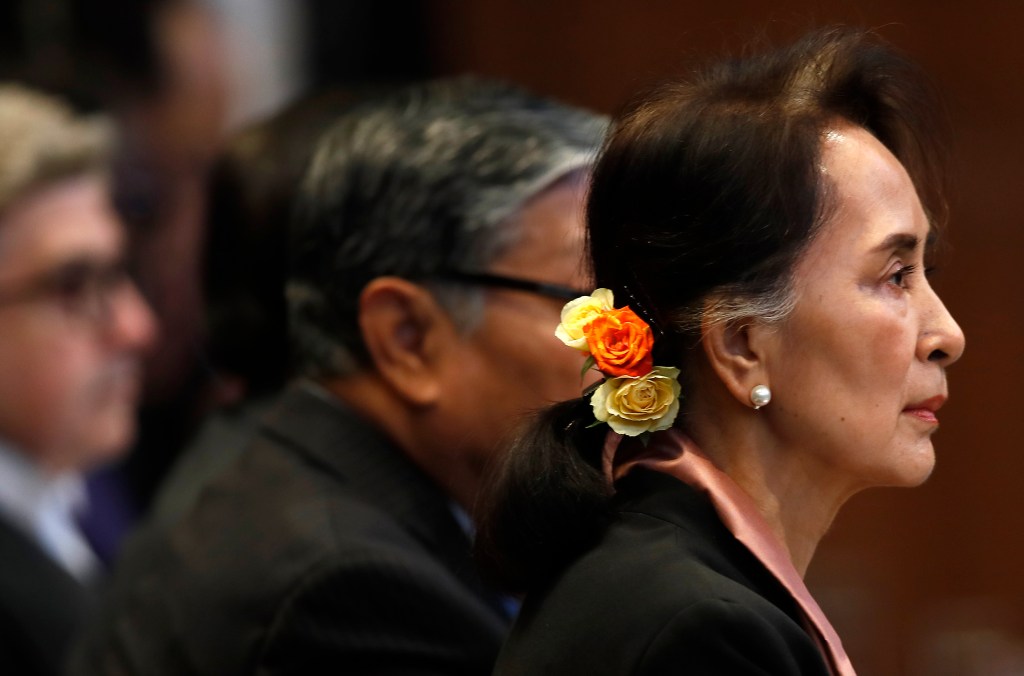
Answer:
[
  {"xmin": 1, "ymin": 0, "xmax": 234, "ymax": 556},
  {"xmin": 74, "ymin": 77, "xmax": 606, "ymax": 675},
  {"xmin": 0, "ymin": 85, "xmax": 156, "ymax": 676},
  {"xmin": 150, "ymin": 88, "xmax": 360, "ymax": 523}
]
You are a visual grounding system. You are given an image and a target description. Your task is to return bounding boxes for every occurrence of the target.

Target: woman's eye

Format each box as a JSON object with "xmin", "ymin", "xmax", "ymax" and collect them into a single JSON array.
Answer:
[{"xmin": 888, "ymin": 263, "xmax": 917, "ymax": 289}]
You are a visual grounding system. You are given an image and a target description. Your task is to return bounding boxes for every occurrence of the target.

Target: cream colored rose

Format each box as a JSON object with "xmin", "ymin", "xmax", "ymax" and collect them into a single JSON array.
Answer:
[
  {"xmin": 555, "ymin": 288, "xmax": 614, "ymax": 351},
  {"xmin": 591, "ymin": 366, "xmax": 681, "ymax": 436}
]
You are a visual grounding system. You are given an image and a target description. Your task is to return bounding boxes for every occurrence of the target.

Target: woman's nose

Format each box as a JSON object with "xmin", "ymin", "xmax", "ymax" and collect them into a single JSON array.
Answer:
[{"xmin": 917, "ymin": 288, "xmax": 965, "ymax": 367}]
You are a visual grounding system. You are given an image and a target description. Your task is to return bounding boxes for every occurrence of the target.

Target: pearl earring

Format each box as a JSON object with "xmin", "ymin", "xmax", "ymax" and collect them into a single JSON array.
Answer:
[{"xmin": 750, "ymin": 384, "xmax": 771, "ymax": 410}]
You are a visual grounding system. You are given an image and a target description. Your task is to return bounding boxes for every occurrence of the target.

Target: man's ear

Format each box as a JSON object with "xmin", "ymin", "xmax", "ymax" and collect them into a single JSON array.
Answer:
[
  {"xmin": 358, "ymin": 277, "xmax": 452, "ymax": 407},
  {"xmin": 701, "ymin": 314, "xmax": 773, "ymax": 409}
]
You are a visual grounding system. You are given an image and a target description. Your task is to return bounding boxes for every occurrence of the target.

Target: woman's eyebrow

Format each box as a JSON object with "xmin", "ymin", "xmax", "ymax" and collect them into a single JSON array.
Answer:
[{"xmin": 870, "ymin": 232, "xmax": 919, "ymax": 254}]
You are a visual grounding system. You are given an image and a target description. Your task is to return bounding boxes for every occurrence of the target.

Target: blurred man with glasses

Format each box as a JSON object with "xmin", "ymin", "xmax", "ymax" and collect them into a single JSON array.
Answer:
[
  {"xmin": 0, "ymin": 84, "xmax": 156, "ymax": 676},
  {"xmin": 75, "ymin": 78, "xmax": 606, "ymax": 675}
]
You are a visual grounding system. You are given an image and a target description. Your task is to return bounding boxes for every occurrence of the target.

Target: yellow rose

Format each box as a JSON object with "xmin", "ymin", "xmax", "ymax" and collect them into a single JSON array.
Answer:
[
  {"xmin": 591, "ymin": 366, "xmax": 681, "ymax": 436},
  {"xmin": 555, "ymin": 288, "xmax": 614, "ymax": 351}
]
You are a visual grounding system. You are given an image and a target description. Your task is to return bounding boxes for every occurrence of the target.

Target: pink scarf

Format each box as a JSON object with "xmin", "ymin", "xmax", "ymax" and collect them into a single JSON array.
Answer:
[{"xmin": 604, "ymin": 429, "xmax": 856, "ymax": 676}]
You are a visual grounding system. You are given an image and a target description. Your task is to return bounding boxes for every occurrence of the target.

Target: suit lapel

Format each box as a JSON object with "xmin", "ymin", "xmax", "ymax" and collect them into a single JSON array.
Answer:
[
  {"xmin": 0, "ymin": 515, "xmax": 94, "ymax": 673},
  {"xmin": 614, "ymin": 470, "xmax": 809, "ymax": 628}
]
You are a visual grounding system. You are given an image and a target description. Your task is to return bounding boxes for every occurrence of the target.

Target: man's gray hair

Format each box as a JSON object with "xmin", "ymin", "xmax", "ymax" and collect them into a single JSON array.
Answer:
[
  {"xmin": 0, "ymin": 84, "xmax": 112, "ymax": 213},
  {"xmin": 288, "ymin": 77, "xmax": 607, "ymax": 377}
]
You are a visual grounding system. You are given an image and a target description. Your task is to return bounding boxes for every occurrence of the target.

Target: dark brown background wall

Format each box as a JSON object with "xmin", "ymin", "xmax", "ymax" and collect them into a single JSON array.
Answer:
[{"xmin": 424, "ymin": 2, "xmax": 1024, "ymax": 674}]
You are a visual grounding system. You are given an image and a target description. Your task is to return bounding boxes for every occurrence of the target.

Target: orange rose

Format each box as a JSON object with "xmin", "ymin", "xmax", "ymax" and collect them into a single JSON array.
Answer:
[{"xmin": 582, "ymin": 306, "xmax": 654, "ymax": 377}]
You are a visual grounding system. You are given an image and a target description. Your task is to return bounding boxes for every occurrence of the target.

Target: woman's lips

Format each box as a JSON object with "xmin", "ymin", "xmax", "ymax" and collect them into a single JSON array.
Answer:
[
  {"xmin": 903, "ymin": 395, "xmax": 946, "ymax": 424},
  {"xmin": 903, "ymin": 408, "xmax": 938, "ymax": 424}
]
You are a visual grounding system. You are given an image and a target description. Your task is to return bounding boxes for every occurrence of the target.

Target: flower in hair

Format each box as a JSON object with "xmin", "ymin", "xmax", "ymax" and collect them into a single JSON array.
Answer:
[
  {"xmin": 555, "ymin": 288, "xmax": 680, "ymax": 437},
  {"xmin": 592, "ymin": 366, "xmax": 681, "ymax": 436},
  {"xmin": 583, "ymin": 306, "xmax": 654, "ymax": 377},
  {"xmin": 555, "ymin": 288, "xmax": 614, "ymax": 350}
]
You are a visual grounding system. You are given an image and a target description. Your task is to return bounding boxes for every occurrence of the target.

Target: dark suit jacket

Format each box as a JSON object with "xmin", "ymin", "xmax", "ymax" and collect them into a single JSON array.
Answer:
[
  {"xmin": 494, "ymin": 469, "xmax": 833, "ymax": 675},
  {"xmin": 0, "ymin": 515, "xmax": 94, "ymax": 676},
  {"xmin": 71, "ymin": 382, "xmax": 508, "ymax": 675}
]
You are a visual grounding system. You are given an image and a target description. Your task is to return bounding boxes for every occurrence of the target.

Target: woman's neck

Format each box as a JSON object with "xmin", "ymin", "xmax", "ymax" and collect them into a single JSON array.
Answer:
[{"xmin": 688, "ymin": 411, "xmax": 861, "ymax": 576}]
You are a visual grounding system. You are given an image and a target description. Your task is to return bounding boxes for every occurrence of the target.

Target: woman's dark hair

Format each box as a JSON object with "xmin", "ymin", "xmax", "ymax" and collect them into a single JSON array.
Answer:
[{"xmin": 475, "ymin": 26, "xmax": 950, "ymax": 593}]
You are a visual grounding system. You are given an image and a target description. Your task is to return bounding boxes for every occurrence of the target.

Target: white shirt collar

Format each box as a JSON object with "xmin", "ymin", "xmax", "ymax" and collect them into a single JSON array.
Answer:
[{"xmin": 0, "ymin": 439, "xmax": 98, "ymax": 581}]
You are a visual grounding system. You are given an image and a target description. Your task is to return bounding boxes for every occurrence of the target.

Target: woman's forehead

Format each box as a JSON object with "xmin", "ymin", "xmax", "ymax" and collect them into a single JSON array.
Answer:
[
  {"xmin": 792, "ymin": 127, "xmax": 929, "ymax": 277},
  {"xmin": 820, "ymin": 124, "xmax": 908, "ymax": 195}
]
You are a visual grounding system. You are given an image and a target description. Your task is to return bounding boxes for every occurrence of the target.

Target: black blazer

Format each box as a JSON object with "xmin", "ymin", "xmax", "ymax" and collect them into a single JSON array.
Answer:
[
  {"xmin": 0, "ymin": 515, "xmax": 93, "ymax": 676},
  {"xmin": 71, "ymin": 383, "xmax": 508, "ymax": 675},
  {"xmin": 494, "ymin": 470, "xmax": 832, "ymax": 675}
]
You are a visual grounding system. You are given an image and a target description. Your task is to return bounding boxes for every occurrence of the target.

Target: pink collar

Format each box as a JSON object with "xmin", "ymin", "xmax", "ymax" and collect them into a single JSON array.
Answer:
[{"xmin": 604, "ymin": 429, "xmax": 856, "ymax": 676}]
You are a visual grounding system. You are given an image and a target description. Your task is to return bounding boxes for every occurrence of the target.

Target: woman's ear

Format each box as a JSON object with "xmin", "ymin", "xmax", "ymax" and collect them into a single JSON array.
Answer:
[
  {"xmin": 701, "ymin": 315, "xmax": 774, "ymax": 409},
  {"xmin": 358, "ymin": 277, "xmax": 452, "ymax": 407}
]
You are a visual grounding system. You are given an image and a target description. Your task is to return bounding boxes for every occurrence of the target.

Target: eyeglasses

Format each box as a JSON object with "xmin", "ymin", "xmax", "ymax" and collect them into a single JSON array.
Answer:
[
  {"xmin": 436, "ymin": 271, "xmax": 586, "ymax": 302},
  {"xmin": 0, "ymin": 258, "xmax": 132, "ymax": 322}
]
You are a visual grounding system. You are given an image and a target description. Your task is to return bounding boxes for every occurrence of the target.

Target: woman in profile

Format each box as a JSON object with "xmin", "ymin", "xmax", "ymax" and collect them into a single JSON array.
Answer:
[{"xmin": 477, "ymin": 27, "xmax": 965, "ymax": 675}]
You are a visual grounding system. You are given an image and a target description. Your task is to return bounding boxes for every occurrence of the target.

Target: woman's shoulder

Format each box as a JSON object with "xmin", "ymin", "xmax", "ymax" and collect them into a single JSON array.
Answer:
[{"xmin": 494, "ymin": 469, "xmax": 830, "ymax": 675}]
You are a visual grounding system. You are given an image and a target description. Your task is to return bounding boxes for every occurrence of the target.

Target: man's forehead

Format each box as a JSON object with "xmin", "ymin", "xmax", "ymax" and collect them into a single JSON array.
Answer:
[
  {"xmin": 0, "ymin": 176, "xmax": 124, "ymax": 275},
  {"xmin": 500, "ymin": 180, "xmax": 586, "ymax": 255}
]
